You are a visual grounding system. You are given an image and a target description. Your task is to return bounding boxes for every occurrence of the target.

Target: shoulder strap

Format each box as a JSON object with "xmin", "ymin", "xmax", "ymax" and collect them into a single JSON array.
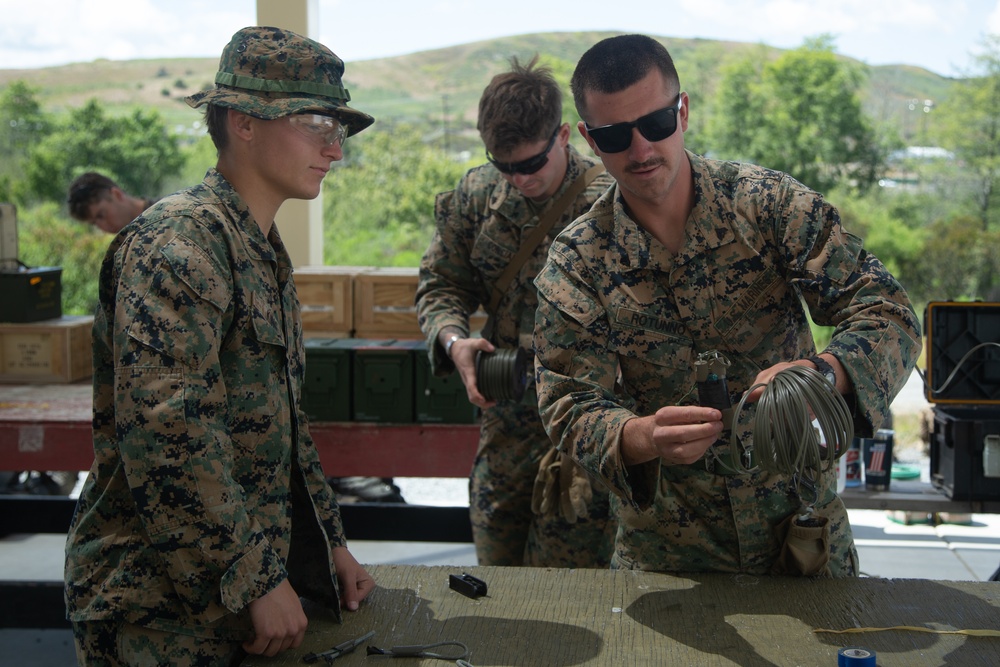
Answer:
[{"xmin": 487, "ymin": 164, "xmax": 605, "ymax": 315}]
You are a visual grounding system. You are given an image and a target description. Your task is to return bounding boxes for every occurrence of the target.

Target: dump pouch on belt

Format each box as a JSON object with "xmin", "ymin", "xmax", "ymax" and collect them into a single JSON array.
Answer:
[{"xmin": 770, "ymin": 513, "xmax": 832, "ymax": 577}]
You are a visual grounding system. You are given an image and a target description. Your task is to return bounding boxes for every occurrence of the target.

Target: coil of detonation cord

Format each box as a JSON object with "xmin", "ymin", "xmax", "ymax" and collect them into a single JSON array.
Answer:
[
  {"xmin": 728, "ymin": 365, "xmax": 855, "ymax": 479},
  {"xmin": 837, "ymin": 646, "xmax": 876, "ymax": 666},
  {"xmin": 475, "ymin": 348, "xmax": 528, "ymax": 401}
]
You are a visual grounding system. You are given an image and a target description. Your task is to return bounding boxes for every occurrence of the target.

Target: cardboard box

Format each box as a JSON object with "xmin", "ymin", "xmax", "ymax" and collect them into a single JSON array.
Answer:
[
  {"xmin": 295, "ymin": 266, "xmax": 361, "ymax": 338},
  {"xmin": 0, "ymin": 315, "xmax": 93, "ymax": 383}
]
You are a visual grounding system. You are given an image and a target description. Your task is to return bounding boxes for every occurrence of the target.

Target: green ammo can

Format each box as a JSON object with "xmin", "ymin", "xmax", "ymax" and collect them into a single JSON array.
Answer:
[
  {"xmin": 302, "ymin": 338, "xmax": 354, "ymax": 422},
  {"xmin": 413, "ymin": 340, "xmax": 477, "ymax": 424}
]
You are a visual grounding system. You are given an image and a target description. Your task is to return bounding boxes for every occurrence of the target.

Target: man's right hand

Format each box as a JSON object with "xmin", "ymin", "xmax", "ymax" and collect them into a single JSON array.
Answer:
[
  {"xmin": 449, "ymin": 336, "xmax": 498, "ymax": 409},
  {"xmin": 243, "ymin": 578, "xmax": 308, "ymax": 657},
  {"xmin": 622, "ymin": 406, "xmax": 724, "ymax": 467}
]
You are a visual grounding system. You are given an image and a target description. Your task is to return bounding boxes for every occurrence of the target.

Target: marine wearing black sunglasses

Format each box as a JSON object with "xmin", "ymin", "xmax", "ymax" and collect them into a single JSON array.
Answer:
[
  {"xmin": 584, "ymin": 93, "xmax": 683, "ymax": 153},
  {"xmin": 486, "ymin": 125, "xmax": 561, "ymax": 175}
]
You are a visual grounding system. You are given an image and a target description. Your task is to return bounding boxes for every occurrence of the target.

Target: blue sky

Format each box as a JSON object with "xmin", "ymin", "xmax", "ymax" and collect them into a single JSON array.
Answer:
[{"xmin": 2, "ymin": 0, "xmax": 999, "ymax": 77}]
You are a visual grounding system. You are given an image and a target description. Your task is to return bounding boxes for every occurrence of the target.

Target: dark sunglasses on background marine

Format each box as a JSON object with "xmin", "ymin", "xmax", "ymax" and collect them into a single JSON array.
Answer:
[
  {"xmin": 486, "ymin": 125, "xmax": 561, "ymax": 175},
  {"xmin": 585, "ymin": 94, "xmax": 684, "ymax": 153}
]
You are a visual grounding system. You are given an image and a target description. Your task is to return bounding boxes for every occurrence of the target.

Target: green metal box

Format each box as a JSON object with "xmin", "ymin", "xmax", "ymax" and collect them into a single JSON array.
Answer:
[
  {"xmin": 413, "ymin": 340, "xmax": 477, "ymax": 424},
  {"xmin": 302, "ymin": 338, "xmax": 353, "ymax": 422},
  {"xmin": 0, "ymin": 267, "xmax": 62, "ymax": 323},
  {"xmin": 352, "ymin": 339, "xmax": 420, "ymax": 423}
]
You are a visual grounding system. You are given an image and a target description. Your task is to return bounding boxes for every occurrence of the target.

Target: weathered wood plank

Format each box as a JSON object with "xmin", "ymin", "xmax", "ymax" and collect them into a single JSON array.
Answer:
[{"xmin": 244, "ymin": 565, "xmax": 1000, "ymax": 666}]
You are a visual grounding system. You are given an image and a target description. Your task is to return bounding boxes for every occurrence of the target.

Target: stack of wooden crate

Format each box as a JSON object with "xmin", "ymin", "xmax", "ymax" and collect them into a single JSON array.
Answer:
[{"xmin": 297, "ymin": 266, "xmax": 487, "ymax": 340}]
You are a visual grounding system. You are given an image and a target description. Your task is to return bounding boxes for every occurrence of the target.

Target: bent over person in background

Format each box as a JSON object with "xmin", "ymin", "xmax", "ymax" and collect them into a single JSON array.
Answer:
[
  {"xmin": 533, "ymin": 35, "xmax": 921, "ymax": 577},
  {"xmin": 65, "ymin": 26, "xmax": 376, "ymax": 665},
  {"xmin": 67, "ymin": 172, "xmax": 157, "ymax": 235},
  {"xmin": 416, "ymin": 55, "xmax": 617, "ymax": 567}
]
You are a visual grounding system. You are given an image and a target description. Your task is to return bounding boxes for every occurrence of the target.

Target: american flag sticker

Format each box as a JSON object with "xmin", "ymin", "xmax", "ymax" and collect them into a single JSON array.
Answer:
[{"xmin": 869, "ymin": 443, "xmax": 887, "ymax": 473}]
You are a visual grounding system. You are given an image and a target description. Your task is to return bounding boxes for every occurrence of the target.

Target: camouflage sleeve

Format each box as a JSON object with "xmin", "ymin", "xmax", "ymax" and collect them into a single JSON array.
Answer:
[
  {"xmin": 114, "ymin": 224, "xmax": 288, "ymax": 614},
  {"xmin": 534, "ymin": 242, "xmax": 658, "ymax": 508},
  {"xmin": 415, "ymin": 180, "xmax": 484, "ymax": 375},
  {"xmin": 776, "ymin": 179, "xmax": 921, "ymax": 434}
]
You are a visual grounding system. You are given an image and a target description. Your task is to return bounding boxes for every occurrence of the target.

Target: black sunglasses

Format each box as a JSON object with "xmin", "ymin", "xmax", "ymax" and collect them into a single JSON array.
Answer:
[
  {"xmin": 486, "ymin": 126, "xmax": 560, "ymax": 175},
  {"xmin": 585, "ymin": 94, "xmax": 684, "ymax": 153}
]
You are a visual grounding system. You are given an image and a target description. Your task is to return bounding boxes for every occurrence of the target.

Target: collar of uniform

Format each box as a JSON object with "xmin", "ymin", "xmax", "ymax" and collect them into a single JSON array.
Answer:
[
  {"xmin": 203, "ymin": 168, "xmax": 278, "ymax": 265},
  {"xmin": 610, "ymin": 151, "xmax": 736, "ymax": 275}
]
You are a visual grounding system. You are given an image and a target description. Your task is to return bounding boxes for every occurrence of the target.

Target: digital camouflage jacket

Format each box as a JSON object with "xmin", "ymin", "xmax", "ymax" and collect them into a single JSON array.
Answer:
[
  {"xmin": 416, "ymin": 145, "xmax": 613, "ymax": 376},
  {"xmin": 534, "ymin": 151, "xmax": 921, "ymax": 574},
  {"xmin": 65, "ymin": 169, "xmax": 345, "ymax": 639}
]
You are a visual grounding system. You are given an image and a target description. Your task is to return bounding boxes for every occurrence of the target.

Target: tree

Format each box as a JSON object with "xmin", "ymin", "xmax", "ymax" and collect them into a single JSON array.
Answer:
[
  {"xmin": 933, "ymin": 35, "xmax": 1000, "ymax": 294},
  {"xmin": 0, "ymin": 80, "xmax": 53, "ymax": 203},
  {"xmin": 21, "ymin": 98, "xmax": 183, "ymax": 204},
  {"xmin": 937, "ymin": 36, "xmax": 1000, "ymax": 232},
  {"xmin": 323, "ymin": 122, "xmax": 472, "ymax": 266},
  {"xmin": 706, "ymin": 36, "xmax": 883, "ymax": 194}
]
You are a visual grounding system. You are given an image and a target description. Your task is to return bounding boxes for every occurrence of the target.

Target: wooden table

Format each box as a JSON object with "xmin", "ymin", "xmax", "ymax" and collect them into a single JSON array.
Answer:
[
  {"xmin": 5, "ymin": 382, "xmax": 999, "ymax": 509},
  {"xmin": 243, "ymin": 564, "xmax": 1000, "ymax": 667},
  {"xmin": 0, "ymin": 382, "xmax": 480, "ymax": 478}
]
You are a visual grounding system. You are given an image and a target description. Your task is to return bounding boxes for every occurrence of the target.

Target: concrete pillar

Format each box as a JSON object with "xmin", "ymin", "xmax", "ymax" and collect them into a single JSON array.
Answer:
[{"xmin": 256, "ymin": 0, "xmax": 324, "ymax": 268}]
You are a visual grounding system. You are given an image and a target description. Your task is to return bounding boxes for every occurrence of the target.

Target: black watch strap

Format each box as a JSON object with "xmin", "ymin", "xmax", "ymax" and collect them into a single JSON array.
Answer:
[{"xmin": 808, "ymin": 355, "xmax": 836, "ymax": 386}]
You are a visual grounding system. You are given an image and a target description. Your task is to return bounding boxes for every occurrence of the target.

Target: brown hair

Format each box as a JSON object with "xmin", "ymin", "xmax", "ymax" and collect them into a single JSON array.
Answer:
[
  {"xmin": 477, "ymin": 55, "xmax": 562, "ymax": 156},
  {"xmin": 66, "ymin": 172, "xmax": 117, "ymax": 221},
  {"xmin": 571, "ymin": 34, "xmax": 679, "ymax": 123}
]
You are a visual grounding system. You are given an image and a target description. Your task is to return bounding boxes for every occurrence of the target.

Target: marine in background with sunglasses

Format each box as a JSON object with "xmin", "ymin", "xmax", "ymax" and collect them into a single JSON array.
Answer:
[
  {"xmin": 65, "ymin": 27, "xmax": 377, "ymax": 664},
  {"xmin": 415, "ymin": 55, "xmax": 616, "ymax": 567},
  {"xmin": 533, "ymin": 35, "xmax": 920, "ymax": 576}
]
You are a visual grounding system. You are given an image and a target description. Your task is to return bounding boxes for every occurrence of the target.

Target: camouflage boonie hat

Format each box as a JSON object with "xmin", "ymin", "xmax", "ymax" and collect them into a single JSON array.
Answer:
[{"xmin": 186, "ymin": 26, "xmax": 374, "ymax": 136}]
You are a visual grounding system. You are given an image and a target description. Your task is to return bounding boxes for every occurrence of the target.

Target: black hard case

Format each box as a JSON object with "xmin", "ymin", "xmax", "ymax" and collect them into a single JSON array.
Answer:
[{"xmin": 924, "ymin": 301, "xmax": 1000, "ymax": 500}]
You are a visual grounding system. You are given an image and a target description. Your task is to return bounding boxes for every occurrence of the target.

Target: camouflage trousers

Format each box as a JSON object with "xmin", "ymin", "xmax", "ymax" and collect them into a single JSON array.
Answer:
[
  {"xmin": 469, "ymin": 400, "xmax": 616, "ymax": 567},
  {"xmin": 72, "ymin": 620, "xmax": 246, "ymax": 667}
]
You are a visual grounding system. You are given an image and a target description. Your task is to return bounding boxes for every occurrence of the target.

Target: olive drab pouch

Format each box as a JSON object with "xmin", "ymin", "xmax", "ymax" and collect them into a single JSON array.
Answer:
[{"xmin": 771, "ymin": 513, "xmax": 832, "ymax": 577}]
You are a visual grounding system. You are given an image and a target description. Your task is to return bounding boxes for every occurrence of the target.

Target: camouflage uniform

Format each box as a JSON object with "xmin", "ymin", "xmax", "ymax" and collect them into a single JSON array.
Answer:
[
  {"xmin": 64, "ymin": 169, "xmax": 350, "ymax": 641},
  {"xmin": 534, "ymin": 152, "xmax": 921, "ymax": 576},
  {"xmin": 416, "ymin": 146, "xmax": 617, "ymax": 567}
]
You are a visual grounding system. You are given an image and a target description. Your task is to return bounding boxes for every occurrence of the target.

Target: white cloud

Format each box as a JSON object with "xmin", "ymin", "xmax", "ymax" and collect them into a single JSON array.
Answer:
[{"xmin": 0, "ymin": 0, "xmax": 991, "ymax": 75}]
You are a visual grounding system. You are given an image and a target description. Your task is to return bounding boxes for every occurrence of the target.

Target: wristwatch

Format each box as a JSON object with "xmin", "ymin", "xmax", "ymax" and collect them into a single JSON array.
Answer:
[
  {"xmin": 808, "ymin": 355, "xmax": 837, "ymax": 387},
  {"xmin": 444, "ymin": 333, "xmax": 463, "ymax": 359}
]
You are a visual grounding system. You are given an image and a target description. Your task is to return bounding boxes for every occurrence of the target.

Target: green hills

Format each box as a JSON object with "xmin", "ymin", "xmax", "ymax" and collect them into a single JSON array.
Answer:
[{"xmin": 1, "ymin": 30, "xmax": 956, "ymax": 147}]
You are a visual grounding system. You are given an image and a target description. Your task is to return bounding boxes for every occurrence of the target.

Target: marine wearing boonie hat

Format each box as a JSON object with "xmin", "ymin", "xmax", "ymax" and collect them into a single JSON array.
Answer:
[{"xmin": 186, "ymin": 25, "xmax": 374, "ymax": 136}]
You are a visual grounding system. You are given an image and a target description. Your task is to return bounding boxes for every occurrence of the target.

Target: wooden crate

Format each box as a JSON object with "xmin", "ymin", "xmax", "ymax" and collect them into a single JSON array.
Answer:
[
  {"xmin": 0, "ymin": 315, "xmax": 93, "ymax": 383},
  {"xmin": 353, "ymin": 267, "xmax": 422, "ymax": 338},
  {"xmin": 295, "ymin": 266, "xmax": 362, "ymax": 338},
  {"xmin": 352, "ymin": 267, "xmax": 490, "ymax": 340}
]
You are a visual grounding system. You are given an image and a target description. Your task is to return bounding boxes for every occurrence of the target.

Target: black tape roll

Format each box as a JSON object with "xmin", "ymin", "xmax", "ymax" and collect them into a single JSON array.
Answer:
[{"xmin": 476, "ymin": 348, "xmax": 527, "ymax": 402}]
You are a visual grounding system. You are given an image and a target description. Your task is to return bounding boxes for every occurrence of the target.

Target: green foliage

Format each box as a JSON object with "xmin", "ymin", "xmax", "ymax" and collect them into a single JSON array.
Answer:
[
  {"xmin": 1, "ymin": 34, "xmax": 997, "ymax": 314},
  {"xmin": 705, "ymin": 37, "xmax": 883, "ymax": 194},
  {"xmin": 0, "ymin": 81, "xmax": 53, "ymax": 204},
  {"xmin": 323, "ymin": 123, "xmax": 472, "ymax": 266},
  {"xmin": 936, "ymin": 35, "xmax": 1000, "ymax": 232},
  {"xmin": 15, "ymin": 202, "xmax": 108, "ymax": 315},
  {"xmin": 22, "ymin": 98, "xmax": 184, "ymax": 204},
  {"xmin": 831, "ymin": 187, "xmax": 927, "ymax": 280},
  {"xmin": 909, "ymin": 214, "xmax": 1000, "ymax": 302}
]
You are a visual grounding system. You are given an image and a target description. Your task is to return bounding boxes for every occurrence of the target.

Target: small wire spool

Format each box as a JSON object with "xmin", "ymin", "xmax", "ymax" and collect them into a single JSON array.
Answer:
[
  {"xmin": 476, "ymin": 348, "xmax": 528, "ymax": 401},
  {"xmin": 838, "ymin": 646, "xmax": 876, "ymax": 666},
  {"xmin": 730, "ymin": 365, "xmax": 854, "ymax": 477}
]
